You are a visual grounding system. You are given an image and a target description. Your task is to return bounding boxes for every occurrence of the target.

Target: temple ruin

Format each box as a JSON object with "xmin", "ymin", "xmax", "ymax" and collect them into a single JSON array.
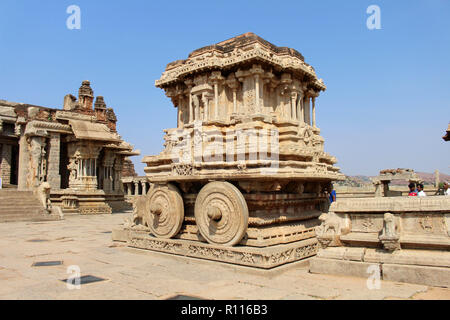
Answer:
[{"xmin": 0, "ymin": 81, "xmax": 139, "ymax": 216}]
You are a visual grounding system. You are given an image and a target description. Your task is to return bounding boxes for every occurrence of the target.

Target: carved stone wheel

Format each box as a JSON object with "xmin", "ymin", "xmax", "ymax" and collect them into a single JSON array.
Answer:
[
  {"xmin": 194, "ymin": 181, "xmax": 249, "ymax": 246},
  {"xmin": 146, "ymin": 184, "xmax": 184, "ymax": 239}
]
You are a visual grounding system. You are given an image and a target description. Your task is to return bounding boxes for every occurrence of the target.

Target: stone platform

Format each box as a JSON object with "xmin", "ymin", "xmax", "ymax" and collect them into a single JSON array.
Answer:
[
  {"xmin": 2, "ymin": 212, "xmax": 449, "ymax": 300},
  {"xmin": 113, "ymin": 229, "xmax": 319, "ymax": 269},
  {"xmin": 309, "ymin": 196, "xmax": 450, "ymax": 288}
]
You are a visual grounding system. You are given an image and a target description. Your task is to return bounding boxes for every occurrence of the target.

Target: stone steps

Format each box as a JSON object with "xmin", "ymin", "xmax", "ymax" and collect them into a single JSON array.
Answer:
[{"xmin": 0, "ymin": 190, "xmax": 60, "ymax": 223}]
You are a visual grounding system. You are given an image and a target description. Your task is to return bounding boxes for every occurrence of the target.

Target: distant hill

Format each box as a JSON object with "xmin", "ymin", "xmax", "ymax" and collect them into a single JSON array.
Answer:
[
  {"xmin": 415, "ymin": 171, "xmax": 450, "ymax": 186},
  {"xmin": 337, "ymin": 171, "xmax": 450, "ymax": 187}
]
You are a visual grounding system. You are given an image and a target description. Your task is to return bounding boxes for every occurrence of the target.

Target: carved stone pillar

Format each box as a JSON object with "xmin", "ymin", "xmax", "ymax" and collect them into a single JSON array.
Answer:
[
  {"xmin": 141, "ymin": 180, "xmax": 147, "ymax": 195},
  {"xmin": 210, "ymin": 71, "xmax": 224, "ymax": 120},
  {"xmin": 192, "ymin": 94, "xmax": 200, "ymax": 121},
  {"xmin": 102, "ymin": 151, "xmax": 115, "ymax": 193},
  {"xmin": 226, "ymin": 75, "xmax": 239, "ymax": 114},
  {"xmin": 184, "ymin": 80, "xmax": 194, "ymax": 123},
  {"xmin": 113, "ymin": 157, "xmax": 123, "ymax": 192},
  {"xmin": 304, "ymin": 95, "xmax": 311, "ymax": 125},
  {"xmin": 17, "ymin": 130, "xmax": 29, "ymax": 190},
  {"xmin": 312, "ymin": 96, "xmax": 316, "ymax": 127},
  {"xmin": 255, "ymin": 74, "xmax": 260, "ymax": 112},
  {"xmin": 250, "ymin": 65, "xmax": 264, "ymax": 114},
  {"xmin": 103, "ymin": 166, "xmax": 112, "ymax": 192},
  {"xmin": 134, "ymin": 181, "xmax": 139, "ymax": 195},
  {"xmin": 291, "ymin": 92, "xmax": 297, "ymax": 120},
  {"xmin": 127, "ymin": 182, "xmax": 132, "ymax": 196},
  {"xmin": 298, "ymin": 92, "xmax": 305, "ymax": 123},
  {"xmin": 28, "ymin": 136, "xmax": 47, "ymax": 189},
  {"xmin": 214, "ymin": 83, "xmax": 219, "ymax": 119},
  {"xmin": 177, "ymin": 100, "xmax": 182, "ymax": 128},
  {"xmin": 47, "ymin": 133, "xmax": 61, "ymax": 189},
  {"xmin": 280, "ymin": 73, "xmax": 293, "ymax": 120},
  {"xmin": 201, "ymin": 93, "xmax": 210, "ymax": 121}
]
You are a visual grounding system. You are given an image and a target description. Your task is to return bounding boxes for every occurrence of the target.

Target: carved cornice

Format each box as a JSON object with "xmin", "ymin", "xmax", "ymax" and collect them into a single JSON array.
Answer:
[
  {"xmin": 156, "ymin": 38, "xmax": 326, "ymax": 91},
  {"xmin": 24, "ymin": 120, "xmax": 72, "ymax": 137},
  {"xmin": 55, "ymin": 110, "xmax": 96, "ymax": 122}
]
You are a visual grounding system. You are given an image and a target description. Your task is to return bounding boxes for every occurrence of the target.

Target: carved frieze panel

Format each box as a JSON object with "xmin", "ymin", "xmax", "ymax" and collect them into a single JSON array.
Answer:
[
  {"xmin": 350, "ymin": 214, "xmax": 383, "ymax": 233},
  {"xmin": 401, "ymin": 213, "xmax": 447, "ymax": 236}
]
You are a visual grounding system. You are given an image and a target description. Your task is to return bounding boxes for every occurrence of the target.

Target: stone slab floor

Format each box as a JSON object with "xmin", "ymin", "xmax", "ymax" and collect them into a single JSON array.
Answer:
[{"xmin": 0, "ymin": 212, "xmax": 449, "ymax": 300}]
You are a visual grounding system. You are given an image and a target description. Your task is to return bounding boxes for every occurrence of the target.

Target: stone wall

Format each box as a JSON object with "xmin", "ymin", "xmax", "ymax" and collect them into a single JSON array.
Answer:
[{"xmin": 0, "ymin": 144, "xmax": 12, "ymax": 185}]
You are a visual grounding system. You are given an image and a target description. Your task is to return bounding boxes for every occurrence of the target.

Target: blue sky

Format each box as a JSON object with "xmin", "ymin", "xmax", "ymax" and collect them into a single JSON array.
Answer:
[{"xmin": 0, "ymin": 0, "xmax": 449, "ymax": 176}]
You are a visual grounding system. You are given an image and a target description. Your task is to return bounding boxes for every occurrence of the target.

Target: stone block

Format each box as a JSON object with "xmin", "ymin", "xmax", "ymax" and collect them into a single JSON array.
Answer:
[
  {"xmin": 309, "ymin": 257, "xmax": 379, "ymax": 278},
  {"xmin": 364, "ymin": 248, "xmax": 450, "ymax": 268},
  {"xmin": 343, "ymin": 247, "xmax": 365, "ymax": 261},
  {"xmin": 382, "ymin": 263, "xmax": 450, "ymax": 288},
  {"xmin": 316, "ymin": 247, "xmax": 346, "ymax": 260}
]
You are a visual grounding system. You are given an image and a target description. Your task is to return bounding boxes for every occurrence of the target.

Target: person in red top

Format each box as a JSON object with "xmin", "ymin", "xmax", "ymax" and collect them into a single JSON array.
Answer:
[{"xmin": 408, "ymin": 182, "xmax": 418, "ymax": 196}]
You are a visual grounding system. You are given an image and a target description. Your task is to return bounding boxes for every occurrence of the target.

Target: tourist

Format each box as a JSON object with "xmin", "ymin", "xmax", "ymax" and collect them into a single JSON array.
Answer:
[
  {"xmin": 444, "ymin": 182, "xmax": 450, "ymax": 196},
  {"xmin": 329, "ymin": 185, "xmax": 337, "ymax": 203},
  {"xmin": 417, "ymin": 183, "xmax": 427, "ymax": 197},
  {"xmin": 408, "ymin": 183, "xmax": 418, "ymax": 196}
]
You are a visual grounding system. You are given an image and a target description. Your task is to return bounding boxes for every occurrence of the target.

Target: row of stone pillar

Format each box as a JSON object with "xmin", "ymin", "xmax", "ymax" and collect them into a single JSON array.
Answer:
[
  {"xmin": 177, "ymin": 70, "xmax": 319, "ymax": 127},
  {"xmin": 77, "ymin": 158, "xmax": 97, "ymax": 178},
  {"xmin": 291, "ymin": 93, "xmax": 317, "ymax": 127},
  {"xmin": 124, "ymin": 180, "xmax": 150, "ymax": 196}
]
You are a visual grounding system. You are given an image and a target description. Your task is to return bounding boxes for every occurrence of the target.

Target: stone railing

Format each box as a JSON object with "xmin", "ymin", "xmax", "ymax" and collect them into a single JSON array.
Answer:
[
  {"xmin": 122, "ymin": 176, "xmax": 150, "ymax": 198},
  {"xmin": 309, "ymin": 196, "xmax": 450, "ymax": 287},
  {"xmin": 334, "ymin": 185, "xmax": 438, "ymax": 198}
]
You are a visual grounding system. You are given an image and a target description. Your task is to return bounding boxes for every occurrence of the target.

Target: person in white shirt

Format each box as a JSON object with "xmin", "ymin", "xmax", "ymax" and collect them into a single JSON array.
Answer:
[
  {"xmin": 444, "ymin": 182, "xmax": 450, "ymax": 196},
  {"xmin": 417, "ymin": 183, "xmax": 427, "ymax": 197}
]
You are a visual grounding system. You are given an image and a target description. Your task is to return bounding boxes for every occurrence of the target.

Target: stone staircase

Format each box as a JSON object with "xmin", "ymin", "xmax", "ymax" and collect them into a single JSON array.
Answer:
[{"xmin": 0, "ymin": 189, "xmax": 60, "ymax": 223}]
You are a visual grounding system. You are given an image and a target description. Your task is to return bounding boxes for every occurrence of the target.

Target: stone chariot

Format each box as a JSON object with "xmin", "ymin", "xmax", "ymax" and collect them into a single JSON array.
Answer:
[{"xmin": 119, "ymin": 33, "xmax": 344, "ymax": 268}]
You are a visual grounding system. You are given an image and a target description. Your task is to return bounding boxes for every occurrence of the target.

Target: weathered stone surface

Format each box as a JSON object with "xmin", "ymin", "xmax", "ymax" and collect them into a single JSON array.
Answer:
[
  {"xmin": 343, "ymin": 247, "xmax": 366, "ymax": 261},
  {"xmin": 316, "ymin": 247, "xmax": 346, "ymax": 260},
  {"xmin": 364, "ymin": 249, "xmax": 450, "ymax": 268},
  {"xmin": 383, "ymin": 264, "xmax": 450, "ymax": 288},
  {"xmin": 310, "ymin": 257, "xmax": 379, "ymax": 278}
]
